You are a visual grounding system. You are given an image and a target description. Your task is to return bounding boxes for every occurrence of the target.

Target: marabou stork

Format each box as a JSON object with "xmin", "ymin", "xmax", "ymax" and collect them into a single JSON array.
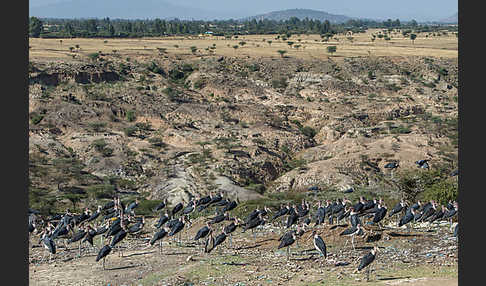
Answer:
[
  {"xmin": 222, "ymin": 200, "xmax": 237, "ymax": 213},
  {"xmin": 87, "ymin": 206, "xmax": 102, "ymax": 222},
  {"xmin": 149, "ymin": 227, "xmax": 169, "ymax": 253},
  {"xmin": 340, "ymin": 224, "xmax": 363, "ymax": 250},
  {"xmin": 371, "ymin": 204, "xmax": 387, "ymax": 227},
  {"xmin": 356, "ymin": 246, "xmax": 379, "ymax": 281},
  {"xmin": 171, "ymin": 202, "xmax": 184, "ymax": 216},
  {"xmin": 40, "ymin": 230, "xmax": 56, "ymax": 263},
  {"xmin": 155, "ymin": 212, "xmax": 170, "ymax": 229},
  {"xmin": 96, "ymin": 244, "xmax": 112, "ymax": 270},
  {"xmin": 398, "ymin": 208, "xmax": 416, "ymax": 231},
  {"xmin": 312, "ymin": 230, "xmax": 327, "ymax": 259},
  {"xmin": 278, "ymin": 231, "xmax": 297, "ymax": 260},
  {"xmin": 154, "ymin": 199, "xmax": 167, "ymax": 212}
]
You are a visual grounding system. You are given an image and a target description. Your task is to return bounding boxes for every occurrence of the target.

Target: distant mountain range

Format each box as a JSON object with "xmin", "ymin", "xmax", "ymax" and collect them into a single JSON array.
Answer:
[
  {"xmin": 437, "ymin": 12, "xmax": 458, "ymax": 24},
  {"xmin": 244, "ymin": 8, "xmax": 353, "ymax": 23},
  {"xmin": 29, "ymin": 0, "xmax": 228, "ymax": 20},
  {"xmin": 29, "ymin": 1, "xmax": 457, "ymax": 25}
]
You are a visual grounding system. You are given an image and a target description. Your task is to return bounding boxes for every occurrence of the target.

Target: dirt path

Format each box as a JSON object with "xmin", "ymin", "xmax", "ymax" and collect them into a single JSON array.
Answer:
[{"xmin": 29, "ymin": 221, "xmax": 458, "ymax": 286}]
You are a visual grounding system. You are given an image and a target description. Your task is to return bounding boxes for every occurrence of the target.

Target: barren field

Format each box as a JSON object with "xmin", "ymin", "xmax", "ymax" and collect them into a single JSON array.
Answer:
[
  {"xmin": 29, "ymin": 217, "xmax": 458, "ymax": 286},
  {"xmin": 28, "ymin": 27, "xmax": 458, "ymax": 286},
  {"xmin": 29, "ymin": 29, "xmax": 457, "ymax": 63}
]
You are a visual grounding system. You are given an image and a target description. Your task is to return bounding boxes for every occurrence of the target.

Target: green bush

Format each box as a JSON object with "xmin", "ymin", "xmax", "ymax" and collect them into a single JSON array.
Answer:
[
  {"xmin": 124, "ymin": 125, "xmax": 138, "ymax": 137},
  {"xmin": 148, "ymin": 137, "xmax": 166, "ymax": 148},
  {"xmin": 146, "ymin": 61, "xmax": 165, "ymax": 76},
  {"xmin": 30, "ymin": 114, "xmax": 44, "ymax": 125},
  {"xmin": 135, "ymin": 199, "xmax": 164, "ymax": 216},
  {"xmin": 88, "ymin": 122, "xmax": 107, "ymax": 132},
  {"xmin": 421, "ymin": 180, "xmax": 458, "ymax": 205},
  {"xmin": 327, "ymin": 46, "xmax": 337, "ymax": 54},
  {"xmin": 91, "ymin": 139, "xmax": 108, "ymax": 152},
  {"xmin": 85, "ymin": 184, "xmax": 115, "ymax": 200},
  {"xmin": 126, "ymin": 110, "xmax": 136, "ymax": 122},
  {"xmin": 271, "ymin": 76, "xmax": 288, "ymax": 89},
  {"xmin": 300, "ymin": 126, "xmax": 317, "ymax": 138},
  {"xmin": 193, "ymin": 78, "xmax": 206, "ymax": 89}
]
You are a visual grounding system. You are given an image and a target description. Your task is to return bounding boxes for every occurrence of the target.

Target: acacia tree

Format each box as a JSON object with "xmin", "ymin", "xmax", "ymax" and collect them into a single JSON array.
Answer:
[
  {"xmin": 327, "ymin": 45, "xmax": 337, "ymax": 55},
  {"xmin": 277, "ymin": 50, "xmax": 287, "ymax": 58},
  {"xmin": 29, "ymin": 17, "xmax": 43, "ymax": 38},
  {"xmin": 410, "ymin": 33, "xmax": 417, "ymax": 44}
]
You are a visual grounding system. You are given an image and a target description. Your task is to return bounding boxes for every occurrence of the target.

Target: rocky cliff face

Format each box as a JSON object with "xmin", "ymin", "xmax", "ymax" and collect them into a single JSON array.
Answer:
[{"xmin": 28, "ymin": 54, "xmax": 458, "ymax": 211}]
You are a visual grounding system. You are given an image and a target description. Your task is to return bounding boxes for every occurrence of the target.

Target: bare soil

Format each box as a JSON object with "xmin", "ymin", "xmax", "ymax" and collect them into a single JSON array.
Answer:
[{"xmin": 29, "ymin": 218, "xmax": 458, "ymax": 285}]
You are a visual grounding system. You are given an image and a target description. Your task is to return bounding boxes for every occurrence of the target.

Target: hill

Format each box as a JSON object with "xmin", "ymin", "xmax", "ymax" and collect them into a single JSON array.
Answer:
[
  {"xmin": 245, "ymin": 8, "xmax": 353, "ymax": 23},
  {"xmin": 437, "ymin": 12, "xmax": 458, "ymax": 24}
]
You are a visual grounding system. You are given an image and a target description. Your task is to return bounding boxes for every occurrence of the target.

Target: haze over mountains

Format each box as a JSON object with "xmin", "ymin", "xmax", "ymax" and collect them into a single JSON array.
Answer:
[{"xmin": 29, "ymin": 0, "xmax": 457, "ymax": 23}]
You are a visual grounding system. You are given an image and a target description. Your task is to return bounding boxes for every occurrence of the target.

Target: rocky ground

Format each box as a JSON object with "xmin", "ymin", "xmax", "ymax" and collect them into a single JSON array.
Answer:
[
  {"xmin": 29, "ymin": 40, "xmax": 458, "ymax": 285},
  {"xmin": 29, "ymin": 52, "xmax": 458, "ymax": 213},
  {"xmin": 29, "ymin": 216, "xmax": 458, "ymax": 286}
]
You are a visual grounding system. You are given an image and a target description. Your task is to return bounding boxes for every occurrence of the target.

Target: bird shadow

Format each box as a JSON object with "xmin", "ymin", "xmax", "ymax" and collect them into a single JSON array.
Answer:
[
  {"xmin": 221, "ymin": 262, "xmax": 248, "ymax": 266},
  {"xmin": 166, "ymin": 252, "xmax": 190, "ymax": 256},
  {"xmin": 387, "ymin": 232, "xmax": 421, "ymax": 237},
  {"xmin": 124, "ymin": 251, "xmax": 155, "ymax": 257},
  {"xmin": 355, "ymin": 246, "xmax": 374, "ymax": 250},
  {"xmin": 106, "ymin": 264, "xmax": 139, "ymax": 271},
  {"xmin": 290, "ymin": 256, "xmax": 316, "ymax": 262},
  {"xmin": 235, "ymin": 244, "xmax": 262, "ymax": 250},
  {"xmin": 256, "ymin": 238, "xmax": 275, "ymax": 244},
  {"xmin": 376, "ymin": 276, "xmax": 411, "ymax": 281},
  {"xmin": 329, "ymin": 224, "xmax": 348, "ymax": 230}
]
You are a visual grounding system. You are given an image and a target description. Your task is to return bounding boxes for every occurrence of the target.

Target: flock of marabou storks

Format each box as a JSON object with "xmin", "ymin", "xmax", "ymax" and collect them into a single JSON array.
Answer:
[{"xmin": 29, "ymin": 188, "xmax": 458, "ymax": 281}]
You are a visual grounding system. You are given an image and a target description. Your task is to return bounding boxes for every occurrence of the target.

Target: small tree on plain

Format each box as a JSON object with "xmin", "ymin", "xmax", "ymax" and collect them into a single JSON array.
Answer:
[
  {"xmin": 410, "ymin": 33, "xmax": 417, "ymax": 44},
  {"xmin": 277, "ymin": 50, "xmax": 287, "ymax": 58},
  {"xmin": 327, "ymin": 45, "xmax": 337, "ymax": 55}
]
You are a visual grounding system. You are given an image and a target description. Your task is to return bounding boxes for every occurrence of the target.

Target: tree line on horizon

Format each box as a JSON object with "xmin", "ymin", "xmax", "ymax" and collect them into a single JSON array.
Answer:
[{"xmin": 29, "ymin": 16, "xmax": 457, "ymax": 39}]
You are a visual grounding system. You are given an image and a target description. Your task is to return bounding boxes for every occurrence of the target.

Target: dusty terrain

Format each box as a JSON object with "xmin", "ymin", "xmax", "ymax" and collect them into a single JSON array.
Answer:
[
  {"xmin": 29, "ymin": 29, "xmax": 458, "ymax": 285},
  {"xmin": 29, "ymin": 28, "xmax": 458, "ymax": 63},
  {"xmin": 29, "ymin": 217, "xmax": 458, "ymax": 286}
]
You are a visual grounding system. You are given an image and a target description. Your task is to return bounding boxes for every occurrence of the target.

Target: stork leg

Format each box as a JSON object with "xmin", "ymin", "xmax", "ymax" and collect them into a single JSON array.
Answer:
[
  {"xmin": 159, "ymin": 240, "xmax": 162, "ymax": 254},
  {"xmin": 351, "ymin": 236, "xmax": 355, "ymax": 250},
  {"xmin": 366, "ymin": 267, "xmax": 370, "ymax": 282},
  {"xmin": 103, "ymin": 257, "xmax": 106, "ymax": 270},
  {"xmin": 286, "ymin": 246, "xmax": 290, "ymax": 261},
  {"xmin": 78, "ymin": 241, "xmax": 82, "ymax": 257},
  {"xmin": 229, "ymin": 234, "xmax": 233, "ymax": 249}
]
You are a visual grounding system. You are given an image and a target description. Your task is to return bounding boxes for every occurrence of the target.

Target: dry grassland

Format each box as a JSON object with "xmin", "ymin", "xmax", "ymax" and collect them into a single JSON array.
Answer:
[{"xmin": 29, "ymin": 28, "xmax": 457, "ymax": 63}]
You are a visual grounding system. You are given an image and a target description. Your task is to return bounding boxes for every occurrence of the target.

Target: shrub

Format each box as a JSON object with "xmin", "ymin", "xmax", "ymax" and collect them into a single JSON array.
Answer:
[
  {"xmin": 193, "ymin": 78, "xmax": 206, "ymax": 89},
  {"xmin": 136, "ymin": 199, "xmax": 164, "ymax": 216},
  {"xmin": 146, "ymin": 61, "xmax": 165, "ymax": 76},
  {"xmin": 87, "ymin": 52, "xmax": 100, "ymax": 61},
  {"xmin": 126, "ymin": 110, "xmax": 136, "ymax": 122},
  {"xmin": 88, "ymin": 122, "xmax": 107, "ymax": 132},
  {"xmin": 148, "ymin": 137, "xmax": 166, "ymax": 148},
  {"xmin": 300, "ymin": 126, "xmax": 317, "ymax": 138},
  {"xmin": 91, "ymin": 139, "xmax": 107, "ymax": 152},
  {"xmin": 124, "ymin": 125, "xmax": 138, "ymax": 137},
  {"xmin": 163, "ymin": 86, "xmax": 180, "ymax": 100},
  {"xmin": 327, "ymin": 46, "xmax": 337, "ymax": 54},
  {"xmin": 30, "ymin": 114, "xmax": 44, "ymax": 125},
  {"xmin": 421, "ymin": 180, "xmax": 458, "ymax": 205},
  {"xmin": 271, "ymin": 76, "xmax": 288, "ymax": 89}
]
